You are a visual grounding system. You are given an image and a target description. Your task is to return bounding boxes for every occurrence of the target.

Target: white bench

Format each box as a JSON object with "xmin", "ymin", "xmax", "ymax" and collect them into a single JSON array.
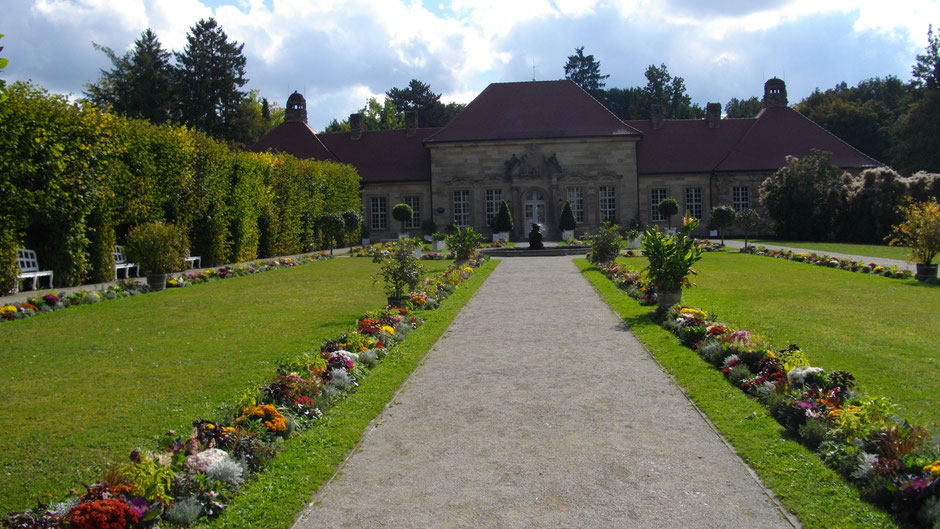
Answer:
[
  {"xmin": 15, "ymin": 249, "xmax": 54, "ymax": 291},
  {"xmin": 184, "ymin": 254, "xmax": 201, "ymax": 269},
  {"xmin": 113, "ymin": 245, "xmax": 139, "ymax": 280}
]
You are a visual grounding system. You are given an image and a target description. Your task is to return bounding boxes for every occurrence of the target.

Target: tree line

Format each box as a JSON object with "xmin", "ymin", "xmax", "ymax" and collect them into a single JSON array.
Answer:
[
  {"xmin": 85, "ymin": 19, "xmax": 281, "ymax": 148},
  {"xmin": 0, "ymin": 82, "xmax": 361, "ymax": 292},
  {"xmin": 323, "ymin": 79, "xmax": 466, "ymax": 132}
]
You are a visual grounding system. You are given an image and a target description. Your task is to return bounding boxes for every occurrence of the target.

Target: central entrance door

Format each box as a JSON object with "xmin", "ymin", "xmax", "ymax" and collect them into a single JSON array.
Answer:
[{"xmin": 523, "ymin": 190, "xmax": 545, "ymax": 231}]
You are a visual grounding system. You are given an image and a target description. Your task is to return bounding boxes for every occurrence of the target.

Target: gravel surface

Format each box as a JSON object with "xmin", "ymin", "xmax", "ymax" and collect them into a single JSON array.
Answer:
[{"xmin": 294, "ymin": 256, "xmax": 797, "ymax": 529}]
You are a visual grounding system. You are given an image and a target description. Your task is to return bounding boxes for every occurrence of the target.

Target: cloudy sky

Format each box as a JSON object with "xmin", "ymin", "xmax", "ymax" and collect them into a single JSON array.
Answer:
[{"xmin": 4, "ymin": 0, "xmax": 938, "ymax": 129}]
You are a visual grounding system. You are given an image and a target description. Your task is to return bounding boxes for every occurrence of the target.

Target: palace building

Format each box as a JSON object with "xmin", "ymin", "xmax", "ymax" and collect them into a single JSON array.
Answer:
[{"xmin": 252, "ymin": 78, "xmax": 880, "ymax": 240}]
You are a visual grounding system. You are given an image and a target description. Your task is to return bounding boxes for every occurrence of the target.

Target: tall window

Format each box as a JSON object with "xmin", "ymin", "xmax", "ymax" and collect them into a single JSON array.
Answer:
[
  {"xmin": 403, "ymin": 195, "xmax": 421, "ymax": 230},
  {"xmin": 733, "ymin": 186, "xmax": 750, "ymax": 212},
  {"xmin": 599, "ymin": 185, "xmax": 617, "ymax": 222},
  {"xmin": 484, "ymin": 189, "xmax": 502, "ymax": 226},
  {"xmin": 567, "ymin": 187, "xmax": 584, "ymax": 223},
  {"xmin": 650, "ymin": 188, "xmax": 668, "ymax": 221},
  {"xmin": 685, "ymin": 187, "xmax": 703, "ymax": 220},
  {"xmin": 453, "ymin": 190, "xmax": 470, "ymax": 227},
  {"xmin": 370, "ymin": 197, "xmax": 388, "ymax": 230}
]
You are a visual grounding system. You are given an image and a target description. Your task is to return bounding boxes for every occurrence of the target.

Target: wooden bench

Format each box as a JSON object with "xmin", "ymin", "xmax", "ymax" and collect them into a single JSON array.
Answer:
[
  {"xmin": 113, "ymin": 245, "xmax": 139, "ymax": 280},
  {"xmin": 15, "ymin": 248, "xmax": 54, "ymax": 291}
]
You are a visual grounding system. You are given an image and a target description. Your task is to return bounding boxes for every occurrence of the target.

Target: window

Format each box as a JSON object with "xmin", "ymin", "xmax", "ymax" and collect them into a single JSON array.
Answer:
[
  {"xmin": 650, "ymin": 188, "xmax": 668, "ymax": 221},
  {"xmin": 733, "ymin": 186, "xmax": 750, "ymax": 212},
  {"xmin": 453, "ymin": 190, "xmax": 470, "ymax": 227},
  {"xmin": 370, "ymin": 197, "xmax": 388, "ymax": 230},
  {"xmin": 484, "ymin": 189, "xmax": 502, "ymax": 226},
  {"xmin": 567, "ymin": 187, "xmax": 584, "ymax": 223},
  {"xmin": 685, "ymin": 187, "xmax": 702, "ymax": 220},
  {"xmin": 599, "ymin": 185, "xmax": 617, "ymax": 222},
  {"xmin": 403, "ymin": 196, "xmax": 421, "ymax": 230}
]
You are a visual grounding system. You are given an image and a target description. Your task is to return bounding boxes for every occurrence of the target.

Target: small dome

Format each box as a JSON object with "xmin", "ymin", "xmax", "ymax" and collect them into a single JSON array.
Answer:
[
  {"xmin": 285, "ymin": 91, "xmax": 307, "ymax": 123},
  {"xmin": 762, "ymin": 78, "xmax": 788, "ymax": 108}
]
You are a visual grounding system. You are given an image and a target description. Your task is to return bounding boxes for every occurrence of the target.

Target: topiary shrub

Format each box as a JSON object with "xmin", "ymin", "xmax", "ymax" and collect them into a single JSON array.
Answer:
[
  {"xmin": 421, "ymin": 219, "xmax": 438, "ymax": 236},
  {"xmin": 493, "ymin": 201, "xmax": 513, "ymax": 234},
  {"xmin": 559, "ymin": 200, "xmax": 577, "ymax": 232},
  {"xmin": 659, "ymin": 198, "xmax": 679, "ymax": 228},
  {"xmin": 319, "ymin": 213, "xmax": 345, "ymax": 254},
  {"xmin": 709, "ymin": 205, "xmax": 736, "ymax": 244},
  {"xmin": 124, "ymin": 222, "xmax": 186, "ymax": 275},
  {"xmin": 391, "ymin": 203, "xmax": 413, "ymax": 234}
]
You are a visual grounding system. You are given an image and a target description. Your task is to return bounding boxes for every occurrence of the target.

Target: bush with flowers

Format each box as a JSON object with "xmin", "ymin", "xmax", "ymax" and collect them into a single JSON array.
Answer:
[
  {"xmin": 595, "ymin": 263, "xmax": 939, "ymax": 527},
  {"xmin": 740, "ymin": 245, "xmax": 915, "ymax": 280},
  {"xmin": 1, "ymin": 256, "xmax": 490, "ymax": 528}
]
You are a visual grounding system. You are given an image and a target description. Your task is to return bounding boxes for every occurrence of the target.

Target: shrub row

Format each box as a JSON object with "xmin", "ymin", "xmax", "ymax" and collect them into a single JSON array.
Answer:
[
  {"xmin": 1, "ymin": 255, "xmax": 489, "ymax": 528},
  {"xmin": 597, "ymin": 262, "xmax": 939, "ymax": 528},
  {"xmin": 0, "ymin": 82, "xmax": 361, "ymax": 292}
]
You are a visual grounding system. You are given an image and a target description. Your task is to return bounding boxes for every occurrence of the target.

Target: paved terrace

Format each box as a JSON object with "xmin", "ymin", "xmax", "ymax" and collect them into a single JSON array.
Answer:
[{"xmin": 294, "ymin": 256, "xmax": 797, "ymax": 529}]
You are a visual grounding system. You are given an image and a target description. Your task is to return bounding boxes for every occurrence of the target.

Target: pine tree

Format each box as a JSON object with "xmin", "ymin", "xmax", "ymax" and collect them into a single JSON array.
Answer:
[{"xmin": 564, "ymin": 46, "xmax": 609, "ymax": 98}]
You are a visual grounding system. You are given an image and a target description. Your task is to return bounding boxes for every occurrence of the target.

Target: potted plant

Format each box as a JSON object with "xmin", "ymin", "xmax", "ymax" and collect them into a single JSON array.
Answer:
[
  {"xmin": 493, "ymin": 200, "xmax": 513, "ymax": 242},
  {"xmin": 642, "ymin": 218, "xmax": 704, "ymax": 317},
  {"xmin": 446, "ymin": 226, "xmax": 482, "ymax": 263},
  {"xmin": 432, "ymin": 231, "xmax": 447, "ymax": 251},
  {"xmin": 421, "ymin": 219, "xmax": 438, "ymax": 242},
  {"xmin": 887, "ymin": 198, "xmax": 940, "ymax": 282},
  {"xmin": 709, "ymin": 205, "xmax": 736, "ymax": 245},
  {"xmin": 587, "ymin": 223, "xmax": 622, "ymax": 264},
  {"xmin": 372, "ymin": 241, "xmax": 423, "ymax": 306},
  {"xmin": 559, "ymin": 200, "xmax": 577, "ymax": 241},
  {"xmin": 626, "ymin": 217, "xmax": 644, "ymax": 248},
  {"xmin": 124, "ymin": 222, "xmax": 186, "ymax": 291},
  {"xmin": 736, "ymin": 208, "xmax": 760, "ymax": 250},
  {"xmin": 392, "ymin": 203, "xmax": 413, "ymax": 240},
  {"xmin": 659, "ymin": 197, "xmax": 679, "ymax": 232},
  {"xmin": 360, "ymin": 225, "xmax": 371, "ymax": 246}
]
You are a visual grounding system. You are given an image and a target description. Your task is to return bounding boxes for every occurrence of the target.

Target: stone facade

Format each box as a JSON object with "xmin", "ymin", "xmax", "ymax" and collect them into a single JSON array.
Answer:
[{"xmin": 428, "ymin": 137, "xmax": 638, "ymax": 240}]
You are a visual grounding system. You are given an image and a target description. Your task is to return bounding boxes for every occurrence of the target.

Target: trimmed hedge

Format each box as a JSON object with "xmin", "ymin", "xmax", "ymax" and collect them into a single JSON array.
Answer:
[{"xmin": 0, "ymin": 82, "xmax": 361, "ymax": 291}]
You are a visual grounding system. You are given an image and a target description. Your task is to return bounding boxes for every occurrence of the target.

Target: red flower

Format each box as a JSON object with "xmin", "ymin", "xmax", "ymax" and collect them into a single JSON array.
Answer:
[{"xmin": 69, "ymin": 498, "xmax": 139, "ymax": 529}]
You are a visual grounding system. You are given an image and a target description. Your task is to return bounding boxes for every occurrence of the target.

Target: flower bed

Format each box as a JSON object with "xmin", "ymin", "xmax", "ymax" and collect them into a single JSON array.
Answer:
[
  {"xmin": 1, "ymin": 254, "xmax": 331, "ymax": 323},
  {"xmin": 596, "ymin": 261, "xmax": 939, "ymax": 527},
  {"xmin": 740, "ymin": 246, "xmax": 914, "ymax": 280},
  {"xmin": 1, "ymin": 255, "xmax": 488, "ymax": 527}
]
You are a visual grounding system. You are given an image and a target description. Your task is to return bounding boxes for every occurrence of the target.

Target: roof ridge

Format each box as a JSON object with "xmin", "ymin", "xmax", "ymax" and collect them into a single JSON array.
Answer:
[
  {"xmin": 784, "ymin": 106, "xmax": 884, "ymax": 166},
  {"xmin": 711, "ymin": 114, "xmax": 762, "ymax": 172},
  {"xmin": 565, "ymin": 79, "xmax": 644, "ymax": 135}
]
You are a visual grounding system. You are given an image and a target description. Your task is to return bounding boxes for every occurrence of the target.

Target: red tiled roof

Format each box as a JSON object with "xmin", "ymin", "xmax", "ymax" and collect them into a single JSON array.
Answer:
[
  {"xmin": 319, "ymin": 128, "xmax": 439, "ymax": 183},
  {"xmin": 626, "ymin": 118, "xmax": 756, "ymax": 174},
  {"xmin": 713, "ymin": 106, "xmax": 881, "ymax": 171},
  {"xmin": 251, "ymin": 121, "xmax": 336, "ymax": 161},
  {"xmin": 425, "ymin": 80, "xmax": 641, "ymax": 143}
]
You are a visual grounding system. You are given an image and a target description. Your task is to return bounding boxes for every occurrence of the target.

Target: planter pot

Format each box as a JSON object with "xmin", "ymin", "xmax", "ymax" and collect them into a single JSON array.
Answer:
[
  {"xmin": 398, "ymin": 232, "xmax": 409, "ymax": 240},
  {"xmin": 423, "ymin": 235, "xmax": 434, "ymax": 242},
  {"xmin": 915, "ymin": 263, "xmax": 938, "ymax": 282},
  {"xmin": 709, "ymin": 229, "xmax": 719, "ymax": 237},
  {"xmin": 561, "ymin": 229, "xmax": 574, "ymax": 241},
  {"xmin": 361, "ymin": 238, "xmax": 370, "ymax": 245},
  {"xmin": 147, "ymin": 273, "xmax": 168, "ymax": 292},
  {"xmin": 656, "ymin": 289, "xmax": 682, "ymax": 314},
  {"xmin": 433, "ymin": 240, "xmax": 446, "ymax": 251},
  {"xmin": 413, "ymin": 247, "xmax": 422, "ymax": 258},
  {"xmin": 627, "ymin": 236, "xmax": 642, "ymax": 249}
]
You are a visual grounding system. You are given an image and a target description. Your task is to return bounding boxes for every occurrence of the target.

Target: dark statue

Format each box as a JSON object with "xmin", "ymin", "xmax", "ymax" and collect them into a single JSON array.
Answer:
[{"xmin": 528, "ymin": 223, "xmax": 544, "ymax": 250}]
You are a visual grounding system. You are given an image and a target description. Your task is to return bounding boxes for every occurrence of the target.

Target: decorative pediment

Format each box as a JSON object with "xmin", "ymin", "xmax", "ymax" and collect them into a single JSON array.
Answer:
[{"xmin": 503, "ymin": 147, "xmax": 562, "ymax": 179}]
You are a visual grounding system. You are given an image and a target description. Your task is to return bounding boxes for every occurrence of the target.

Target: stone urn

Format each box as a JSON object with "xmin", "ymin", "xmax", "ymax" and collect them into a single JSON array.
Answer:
[
  {"xmin": 915, "ymin": 263, "xmax": 938, "ymax": 282},
  {"xmin": 656, "ymin": 289, "xmax": 682, "ymax": 314},
  {"xmin": 147, "ymin": 273, "xmax": 168, "ymax": 292}
]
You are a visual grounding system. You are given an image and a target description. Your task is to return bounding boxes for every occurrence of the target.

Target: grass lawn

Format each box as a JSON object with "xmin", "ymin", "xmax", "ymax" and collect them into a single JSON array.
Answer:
[
  {"xmin": 0, "ymin": 257, "xmax": 454, "ymax": 514},
  {"xmin": 577, "ymin": 259, "xmax": 900, "ymax": 529},
  {"xmin": 618, "ymin": 251, "xmax": 940, "ymax": 433},
  {"xmin": 747, "ymin": 239, "xmax": 911, "ymax": 261}
]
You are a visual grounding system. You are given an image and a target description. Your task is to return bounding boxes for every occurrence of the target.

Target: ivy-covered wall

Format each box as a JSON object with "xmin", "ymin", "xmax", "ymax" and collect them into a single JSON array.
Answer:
[{"xmin": 0, "ymin": 82, "xmax": 361, "ymax": 291}]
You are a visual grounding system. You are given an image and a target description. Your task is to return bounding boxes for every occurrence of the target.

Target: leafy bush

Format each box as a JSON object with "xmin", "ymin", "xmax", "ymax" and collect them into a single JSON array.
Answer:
[
  {"xmin": 887, "ymin": 198, "xmax": 940, "ymax": 264},
  {"xmin": 124, "ymin": 222, "xmax": 186, "ymax": 275},
  {"xmin": 759, "ymin": 149, "xmax": 847, "ymax": 240},
  {"xmin": 641, "ymin": 219, "xmax": 704, "ymax": 291},
  {"xmin": 421, "ymin": 219, "xmax": 437, "ymax": 236},
  {"xmin": 709, "ymin": 205, "xmax": 736, "ymax": 243},
  {"xmin": 587, "ymin": 223, "xmax": 622, "ymax": 264},
  {"xmin": 446, "ymin": 226, "xmax": 482, "ymax": 262},
  {"xmin": 373, "ymin": 242, "xmax": 423, "ymax": 299}
]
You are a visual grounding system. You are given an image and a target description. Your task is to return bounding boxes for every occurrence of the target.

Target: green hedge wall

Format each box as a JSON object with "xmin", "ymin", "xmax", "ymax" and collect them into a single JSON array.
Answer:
[{"xmin": 0, "ymin": 82, "xmax": 361, "ymax": 291}]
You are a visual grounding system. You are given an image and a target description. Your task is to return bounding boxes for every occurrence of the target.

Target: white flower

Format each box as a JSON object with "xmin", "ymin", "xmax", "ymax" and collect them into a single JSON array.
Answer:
[
  {"xmin": 333, "ymin": 349, "xmax": 359, "ymax": 361},
  {"xmin": 185, "ymin": 448, "xmax": 231, "ymax": 472},
  {"xmin": 787, "ymin": 366, "xmax": 824, "ymax": 386}
]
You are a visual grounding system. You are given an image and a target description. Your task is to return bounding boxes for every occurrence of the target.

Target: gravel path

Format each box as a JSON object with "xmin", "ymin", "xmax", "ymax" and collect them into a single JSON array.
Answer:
[{"xmin": 293, "ymin": 256, "xmax": 797, "ymax": 529}]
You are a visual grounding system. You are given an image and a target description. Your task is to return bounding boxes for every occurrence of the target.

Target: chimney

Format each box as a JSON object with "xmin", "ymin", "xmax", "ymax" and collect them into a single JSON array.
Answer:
[
  {"xmin": 762, "ymin": 78, "xmax": 788, "ymax": 108},
  {"xmin": 706, "ymin": 102, "xmax": 721, "ymax": 129},
  {"xmin": 284, "ymin": 91, "xmax": 307, "ymax": 123},
  {"xmin": 404, "ymin": 110, "xmax": 418, "ymax": 137},
  {"xmin": 650, "ymin": 104, "xmax": 664, "ymax": 130},
  {"xmin": 349, "ymin": 113, "xmax": 362, "ymax": 140}
]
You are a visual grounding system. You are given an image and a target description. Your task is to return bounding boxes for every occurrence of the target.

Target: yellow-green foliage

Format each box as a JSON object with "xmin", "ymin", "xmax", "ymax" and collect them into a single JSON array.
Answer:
[{"xmin": 0, "ymin": 81, "xmax": 361, "ymax": 290}]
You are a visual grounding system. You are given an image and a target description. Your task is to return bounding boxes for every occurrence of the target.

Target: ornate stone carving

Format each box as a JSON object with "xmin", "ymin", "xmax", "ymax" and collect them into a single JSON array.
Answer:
[{"xmin": 503, "ymin": 147, "xmax": 562, "ymax": 179}]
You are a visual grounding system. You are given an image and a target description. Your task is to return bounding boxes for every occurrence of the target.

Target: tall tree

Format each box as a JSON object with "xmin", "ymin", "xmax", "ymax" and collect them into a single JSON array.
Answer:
[
  {"xmin": 84, "ymin": 29, "xmax": 176, "ymax": 123},
  {"xmin": 386, "ymin": 79, "xmax": 451, "ymax": 127},
  {"xmin": 229, "ymin": 89, "xmax": 277, "ymax": 148},
  {"xmin": 603, "ymin": 86, "xmax": 650, "ymax": 120},
  {"xmin": 725, "ymin": 96, "xmax": 761, "ymax": 118},
  {"xmin": 564, "ymin": 46, "xmax": 609, "ymax": 98},
  {"xmin": 912, "ymin": 24, "xmax": 940, "ymax": 90},
  {"xmin": 175, "ymin": 18, "xmax": 248, "ymax": 141},
  {"xmin": 759, "ymin": 149, "xmax": 847, "ymax": 241},
  {"xmin": 643, "ymin": 64, "xmax": 703, "ymax": 119}
]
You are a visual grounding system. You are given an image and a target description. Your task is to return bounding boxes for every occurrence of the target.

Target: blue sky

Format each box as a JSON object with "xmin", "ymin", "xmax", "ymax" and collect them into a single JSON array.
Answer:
[{"xmin": 4, "ymin": 0, "xmax": 938, "ymax": 130}]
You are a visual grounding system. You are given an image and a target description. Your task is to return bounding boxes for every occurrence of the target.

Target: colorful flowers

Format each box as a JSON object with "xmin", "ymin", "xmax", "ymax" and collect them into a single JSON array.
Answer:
[
  {"xmin": 68, "ymin": 498, "xmax": 139, "ymax": 529},
  {"xmin": 237, "ymin": 404, "xmax": 287, "ymax": 433},
  {"xmin": 925, "ymin": 460, "xmax": 940, "ymax": 476}
]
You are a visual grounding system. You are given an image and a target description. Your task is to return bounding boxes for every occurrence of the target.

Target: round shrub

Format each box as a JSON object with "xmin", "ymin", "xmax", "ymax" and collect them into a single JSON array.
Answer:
[{"xmin": 124, "ymin": 222, "xmax": 186, "ymax": 275}]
